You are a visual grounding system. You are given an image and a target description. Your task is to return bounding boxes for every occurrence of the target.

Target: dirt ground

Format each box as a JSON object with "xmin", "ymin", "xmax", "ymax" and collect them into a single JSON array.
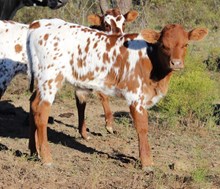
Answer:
[{"xmin": 0, "ymin": 75, "xmax": 220, "ymax": 189}]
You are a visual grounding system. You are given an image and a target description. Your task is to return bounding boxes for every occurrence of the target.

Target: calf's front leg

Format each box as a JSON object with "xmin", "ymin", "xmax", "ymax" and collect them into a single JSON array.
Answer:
[
  {"xmin": 129, "ymin": 104, "xmax": 154, "ymax": 168},
  {"xmin": 97, "ymin": 92, "xmax": 114, "ymax": 133}
]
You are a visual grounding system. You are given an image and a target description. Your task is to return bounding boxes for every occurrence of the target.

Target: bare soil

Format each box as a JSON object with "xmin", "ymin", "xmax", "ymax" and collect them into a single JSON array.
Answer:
[{"xmin": 0, "ymin": 75, "xmax": 220, "ymax": 189}]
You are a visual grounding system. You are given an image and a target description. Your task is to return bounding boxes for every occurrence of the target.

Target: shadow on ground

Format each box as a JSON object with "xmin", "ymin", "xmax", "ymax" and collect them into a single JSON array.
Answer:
[{"xmin": 0, "ymin": 100, "xmax": 137, "ymax": 165}]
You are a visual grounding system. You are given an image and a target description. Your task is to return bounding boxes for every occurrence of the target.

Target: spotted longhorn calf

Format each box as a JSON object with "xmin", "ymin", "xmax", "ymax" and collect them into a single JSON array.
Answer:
[
  {"xmin": 27, "ymin": 18, "xmax": 208, "ymax": 168},
  {"xmin": 0, "ymin": 20, "xmax": 28, "ymax": 98},
  {"xmin": 0, "ymin": 19, "xmax": 66, "ymax": 98},
  {"xmin": 77, "ymin": 8, "xmax": 138, "ymax": 138},
  {"xmin": 87, "ymin": 8, "xmax": 138, "ymax": 34}
]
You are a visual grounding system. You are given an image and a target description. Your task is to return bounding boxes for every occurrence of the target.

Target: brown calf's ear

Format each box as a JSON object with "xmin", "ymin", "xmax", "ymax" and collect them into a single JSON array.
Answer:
[
  {"xmin": 141, "ymin": 29, "xmax": 160, "ymax": 43},
  {"xmin": 124, "ymin": 10, "xmax": 139, "ymax": 22},
  {"xmin": 188, "ymin": 28, "xmax": 208, "ymax": 41},
  {"xmin": 87, "ymin": 14, "xmax": 102, "ymax": 25}
]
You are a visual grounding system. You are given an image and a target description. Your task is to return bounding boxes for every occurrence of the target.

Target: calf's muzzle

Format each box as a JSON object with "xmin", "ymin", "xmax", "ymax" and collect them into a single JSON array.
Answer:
[{"xmin": 170, "ymin": 59, "xmax": 184, "ymax": 70}]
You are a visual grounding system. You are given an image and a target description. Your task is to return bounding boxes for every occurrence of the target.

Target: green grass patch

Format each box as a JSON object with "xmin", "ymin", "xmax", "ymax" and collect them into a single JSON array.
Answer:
[
  {"xmin": 191, "ymin": 167, "xmax": 208, "ymax": 183},
  {"xmin": 152, "ymin": 54, "xmax": 218, "ymax": 127}
]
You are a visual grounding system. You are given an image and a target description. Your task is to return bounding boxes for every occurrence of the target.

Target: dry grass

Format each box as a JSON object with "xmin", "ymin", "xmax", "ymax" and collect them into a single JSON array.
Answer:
[{"xmin": 0, "ymin": 78, "xmax": 220, "ymax": 188}]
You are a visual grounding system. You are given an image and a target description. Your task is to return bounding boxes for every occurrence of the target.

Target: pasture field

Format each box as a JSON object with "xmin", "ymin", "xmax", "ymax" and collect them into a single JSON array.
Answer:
[
  {"xmin": 0, "ymin": 75, "xmax": 219, "ymax": 189},
  {"xmin": 1, "ymin": 0, "xmax": 220, "ymax": 188}
]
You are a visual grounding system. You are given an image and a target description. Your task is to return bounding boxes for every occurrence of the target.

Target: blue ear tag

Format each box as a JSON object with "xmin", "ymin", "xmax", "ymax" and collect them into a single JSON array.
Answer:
[{"xmin": 123, "ymin": 40, "xmax": 147, "ymax": 50}]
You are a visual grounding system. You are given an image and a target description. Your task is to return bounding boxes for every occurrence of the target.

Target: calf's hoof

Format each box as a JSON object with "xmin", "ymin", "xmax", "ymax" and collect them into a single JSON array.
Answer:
[
  {"xmin": 142, "ymin": 166, "xmax": 154, "ymax": 174},
  {"xmin": 106, "ymin": 126, "xmax": 114, "ymax": 134},
  {"xmin": 80, "ymin": 133, "xmax": 91, "ymax": 140},
  {"xmin": 41, "ymin": 153, "xmax": 53, "ymax": 167},
  {"xmin": 43, "ymin": 162, "xmax": 53, "ymax": 167},
  {"xmin": 141, "ymin": 159, "xmax": 154, "ymax": 173}
]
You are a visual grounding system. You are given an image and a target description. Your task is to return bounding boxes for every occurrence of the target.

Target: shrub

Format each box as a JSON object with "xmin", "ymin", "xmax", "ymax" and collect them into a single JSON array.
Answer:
[
  {"xmin": 203, "ymin": 48, "xmax": 220, "ymax": 71},
  {"xmin": 138, "ymin": 0, "xmax": 220, "ymax": 30},
  {"xmin": 152, "ymin": 54, "xmax": 218, "ymax": 127}
]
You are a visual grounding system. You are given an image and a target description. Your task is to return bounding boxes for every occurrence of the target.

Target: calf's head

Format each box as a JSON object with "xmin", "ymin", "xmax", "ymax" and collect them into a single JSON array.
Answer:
[
  {"xmin": 88, "ymin": 8, "xmax": 138, "ymax": 34},
  {"xmin": 141, "ymin": 24, "xmax": 208, "ymax": 71}
]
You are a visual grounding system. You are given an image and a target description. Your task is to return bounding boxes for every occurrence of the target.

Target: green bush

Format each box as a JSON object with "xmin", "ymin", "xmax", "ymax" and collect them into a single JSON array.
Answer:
[
  {"xmin": 139, "ymin": 0, "xmax": 220, "ymax": 30},
  {"xmin": 203, "ymin": 48, "xmax": 220, "ymax": 71},
  {"xmin": 152, "ymin": 54, "xmax": 218, "ymax": 127}
]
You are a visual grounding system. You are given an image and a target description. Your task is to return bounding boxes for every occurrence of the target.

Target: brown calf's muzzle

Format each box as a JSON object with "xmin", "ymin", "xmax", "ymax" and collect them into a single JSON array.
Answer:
[{"xmin": 170, "ymin": 58, "xmax": 184, "ymax": 70}]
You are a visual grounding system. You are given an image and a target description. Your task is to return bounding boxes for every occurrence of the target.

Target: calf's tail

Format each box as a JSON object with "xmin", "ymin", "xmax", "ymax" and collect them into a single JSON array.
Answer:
[
  {"xmin": 26, "ymin": 33, "xmax": 35, "ymax": 93},
  {"xmin": 29, "ymin": 72, "xmax": 34, "ymax": 93}
]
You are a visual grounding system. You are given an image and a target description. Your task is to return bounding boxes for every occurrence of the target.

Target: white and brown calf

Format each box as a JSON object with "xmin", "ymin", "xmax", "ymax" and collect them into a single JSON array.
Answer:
[
  {"xmin": 88, "ymin": 8, "xmax": 138, "ymax": 34},
  {"xmin": 76, "ymin": 8, "xmax": 138, "ymax": 139},
  {"xmin": 27, "ymin": 18, "xmax": 208, "ymax": 168},
  {"xmin": 0, "ymin": 19, "xmax": 66, "ymax": 98},
  {"xmin": 0, "ymin": 20, "xmax": 28, "ymax": 98}
]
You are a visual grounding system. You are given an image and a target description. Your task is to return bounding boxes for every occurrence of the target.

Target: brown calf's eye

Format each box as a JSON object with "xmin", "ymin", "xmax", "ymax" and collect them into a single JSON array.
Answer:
[
  {"xmin": 183, "ymin": 44, "xmax": 188, "ymax": 48},
  {"xmin": 161, "ymin": 44, "xmax": 170, "ymax": 51},
  {"xmin": 105, "ymin": 23, "xmax": 110, "ymax": 28}
]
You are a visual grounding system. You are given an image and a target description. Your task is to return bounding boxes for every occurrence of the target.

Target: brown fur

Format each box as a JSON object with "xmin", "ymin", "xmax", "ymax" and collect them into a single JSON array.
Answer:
[{"xmin": 29, "ymin": 21, "xmax": 40, "ymax": 29}]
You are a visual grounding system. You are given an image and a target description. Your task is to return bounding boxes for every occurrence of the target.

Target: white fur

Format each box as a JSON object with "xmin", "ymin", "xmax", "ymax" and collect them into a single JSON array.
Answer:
[
  {"xmin": 0, "ymin": 21, "xmax": 28, "ymax": 97},
  {"xmin": 0, "ymin": 19, "xmax": 66, "ymax": 98},
  {"xmin": 27, "ymin": 19, "xmax": 166, "ymax": 112},
  {"xmin": 104, "ymin": 14, "xmax": 125, "ymax": 34}
]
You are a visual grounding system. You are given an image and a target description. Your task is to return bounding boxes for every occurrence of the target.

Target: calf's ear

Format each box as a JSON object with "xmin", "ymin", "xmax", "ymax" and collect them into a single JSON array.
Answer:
[
  {"xmin": 141, "ymin": 29, "xmax": 160, "ymax": 43},
  {"xmin": 188, "ymin": 28, "xmax": 208, "ymax": 41},
  {"xmin": 87, "ymin": 14, "xmax": 102, "ymax": 25},
  {"xmin": 124, "ymin": 10, "xmax": 139, "ymax": 22}
]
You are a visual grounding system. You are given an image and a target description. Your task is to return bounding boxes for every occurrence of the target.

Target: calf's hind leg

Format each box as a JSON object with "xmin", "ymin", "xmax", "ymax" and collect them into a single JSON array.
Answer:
[
  {"xmin": 29, "ymin": 90, "xmax": 39, "ymax": 156},
  {"xmin": 75, "ymin": 90, "xmax": 88, "ymax": 140},
  {"xmin": 29, "ymin": 89, "xmax": 52, "ymax": 165}
]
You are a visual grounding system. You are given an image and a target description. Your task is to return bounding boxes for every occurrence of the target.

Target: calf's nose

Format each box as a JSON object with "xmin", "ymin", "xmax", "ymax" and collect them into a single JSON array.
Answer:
[{"xmin": 170, "ymin": 59, "xmax": 184, "ymax": 69}]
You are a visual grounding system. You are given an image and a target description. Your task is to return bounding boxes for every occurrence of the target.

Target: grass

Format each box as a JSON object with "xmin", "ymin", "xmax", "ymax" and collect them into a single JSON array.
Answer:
[
  {"xmin": 115, "ymin": 116, "xmax": 131, "ymax": 127},
  {"xmin": 56, "ymin": 83, "xmax": 75, "ymax": 101},
  {"xmin": 192, "ymin": 167, "xmax": 208, "ymax": 183},
  {"xmin": 190, "ymin": 146, "xmax": 210, "ymax": 184},
  {"xmin": 84, "ymin": 153, "xmax": 108, "ymax": 189}
]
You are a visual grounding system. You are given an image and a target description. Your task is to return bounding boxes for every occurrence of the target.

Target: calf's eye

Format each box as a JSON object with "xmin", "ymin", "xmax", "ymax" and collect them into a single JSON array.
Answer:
[
  {"xmin": 182, "ymin": 44, "xmax": 188, "ymax": 48},
  {"xmin": 105, "ymin": 23, "xmax": 110, "ymax": 29},
  {"xmin": 161, "ymin": 44, "xmax": 170, "ymax": 51}
]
